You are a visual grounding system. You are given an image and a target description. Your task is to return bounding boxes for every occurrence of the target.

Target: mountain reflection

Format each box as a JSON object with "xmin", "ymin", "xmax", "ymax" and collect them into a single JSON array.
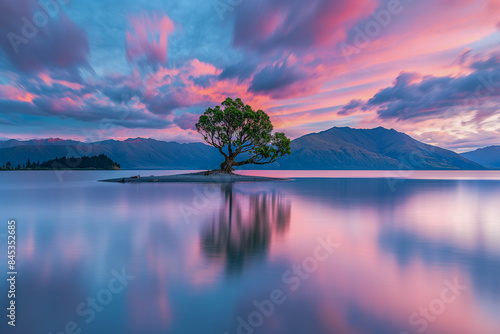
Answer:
[{"xmin": 201, "ymin": 183, "xmax": 291, "ymax": 274}]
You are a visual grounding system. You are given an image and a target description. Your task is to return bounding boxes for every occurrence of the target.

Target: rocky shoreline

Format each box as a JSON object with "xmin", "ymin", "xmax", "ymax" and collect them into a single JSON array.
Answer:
[{"xmin": 99, "ymin": 171, "xmax": 290, "ymax": 183}]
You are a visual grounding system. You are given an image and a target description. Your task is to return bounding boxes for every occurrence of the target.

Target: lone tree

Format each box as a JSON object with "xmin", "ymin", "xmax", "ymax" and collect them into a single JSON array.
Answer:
[{"xmin": 196, "ymin": 98, "xmax": 291, "ymax": 173}]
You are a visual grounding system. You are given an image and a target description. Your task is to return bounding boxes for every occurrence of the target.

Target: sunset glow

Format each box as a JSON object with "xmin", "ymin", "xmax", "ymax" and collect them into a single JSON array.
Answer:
[{"xmin": 0, "ymin": 0, "xmax": 499, "ymax": 151}]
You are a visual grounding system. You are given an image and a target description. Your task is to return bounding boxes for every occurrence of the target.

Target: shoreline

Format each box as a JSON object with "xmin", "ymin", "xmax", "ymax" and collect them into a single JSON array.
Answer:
[{"xmin": 99, "ymin": 171, "xmax": 290, "ymax": 183}]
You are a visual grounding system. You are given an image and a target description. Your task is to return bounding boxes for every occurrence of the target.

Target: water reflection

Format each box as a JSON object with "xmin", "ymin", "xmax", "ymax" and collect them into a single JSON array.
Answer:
[
  {"xmin": 201, "ymin": 184, "xmax": 291, "ymax": 274},
  {"xmin": 1, "ymin": 172, "xmax": 500, "ymax": 334},
  {"xmin": 379, "ymin": 227, "xmax": 500, "ymax": 300}
]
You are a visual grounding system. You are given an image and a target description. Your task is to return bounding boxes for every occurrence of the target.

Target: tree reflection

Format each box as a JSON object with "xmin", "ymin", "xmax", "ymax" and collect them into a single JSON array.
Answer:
[{"xmin": 201, "ymin": 183, "xmax": 291, "ymax": 274}]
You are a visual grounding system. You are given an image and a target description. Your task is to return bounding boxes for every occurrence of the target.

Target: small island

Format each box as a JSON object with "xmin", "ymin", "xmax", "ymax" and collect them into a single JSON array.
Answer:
[
  {"xmin": 100, "ymin": 171, "xmax": 289, "ymax": 183},
  {"xmin": 0, "ymin": 154, "xmax": 121, "ymax": 170}
]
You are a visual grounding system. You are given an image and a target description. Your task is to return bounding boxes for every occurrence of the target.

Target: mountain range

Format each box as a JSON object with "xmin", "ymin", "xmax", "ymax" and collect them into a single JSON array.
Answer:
[
  {"xmin": 0, "ymin": 127, "xmax": 495, "ymax": 170},
  {"xmin": 258, "ymin": 127, "xmax": 484, "ymax": 170},
  {"xmin": 461, "ymin": 146, "xmax": 500, "ymax": 169},
  {"xmin": 0, "ymin": 138, "xmax": 220, "ymax": 170}
]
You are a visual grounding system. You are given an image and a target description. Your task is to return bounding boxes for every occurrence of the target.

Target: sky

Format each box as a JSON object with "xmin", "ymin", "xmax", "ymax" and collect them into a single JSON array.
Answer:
[{"xmin": 0, "ymin": 0, "xmax": 499, "ymax": 152}]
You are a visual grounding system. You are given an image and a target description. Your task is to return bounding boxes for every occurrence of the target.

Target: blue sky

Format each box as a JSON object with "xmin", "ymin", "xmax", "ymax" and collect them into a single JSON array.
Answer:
[{"xmin": 0, "ymin": 0, "xmax": 499, "ymax": 151}]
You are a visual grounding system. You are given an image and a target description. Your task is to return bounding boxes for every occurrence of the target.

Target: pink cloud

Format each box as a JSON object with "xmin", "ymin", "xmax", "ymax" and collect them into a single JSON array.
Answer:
[
  {"xmin": 188, "ymin": 59, "xmax": 222, "ymax": 77},
  {"xmin": 233, "ymin": 0, "xmax": 375, "ymax": 54},
  {"xmin": 126, "ymin": 12, "xmax": 175, "ymax": 67},
  {"xmin": 38, "ymin": 73, "xmax": 84, "ymax": 90},
  {"xmin": 34, "ymin": 95, "xmax": 83, "ymax": 114},
  {"xmin": 0, "ymin": 84, "xmax": 35, "ymax": 103}
]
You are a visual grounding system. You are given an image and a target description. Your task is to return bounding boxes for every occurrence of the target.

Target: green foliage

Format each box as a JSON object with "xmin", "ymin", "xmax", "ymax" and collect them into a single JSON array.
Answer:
[
  {"xmin": 196, "ymin": 97, "xmax": 291, "ymax": 171},
  {"xmin": 39, "ymin": 154, "xmax": 120, "ymax": 170}
]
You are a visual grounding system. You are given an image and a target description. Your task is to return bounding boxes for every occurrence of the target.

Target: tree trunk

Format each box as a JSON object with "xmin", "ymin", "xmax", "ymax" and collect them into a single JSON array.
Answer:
[{"xmin": 219, "ymin": 159, "xmax": 235, "ymax": 174}]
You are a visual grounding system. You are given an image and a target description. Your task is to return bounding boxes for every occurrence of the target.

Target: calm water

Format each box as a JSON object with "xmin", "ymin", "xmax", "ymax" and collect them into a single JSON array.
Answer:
[{"xmin": 1, "ymin": 170, "xmax": 500, "ymax": 334}]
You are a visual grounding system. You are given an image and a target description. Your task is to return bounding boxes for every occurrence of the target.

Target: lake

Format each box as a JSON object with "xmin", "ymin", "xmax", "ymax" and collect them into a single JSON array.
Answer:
[{"xmin": 1, "ymin": 170, "xmax": 500, "ymax": 334}]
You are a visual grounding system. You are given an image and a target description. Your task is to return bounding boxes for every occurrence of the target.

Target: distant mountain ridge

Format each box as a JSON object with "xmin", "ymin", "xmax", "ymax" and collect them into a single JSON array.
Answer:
[
  {"xmin": 0, "ymin": 127, "xmax": 488, "ymax": 170},
  {"xmin": 0, "ymin": 138, "xmax": 82, "ymax": 149},
  {"xmin": 461, "ymin": 146, "xmax": 500, "ymax": 169},
  {"xmin": 248, "ymin": 126, "xmax": 485, "ymax": 170}
]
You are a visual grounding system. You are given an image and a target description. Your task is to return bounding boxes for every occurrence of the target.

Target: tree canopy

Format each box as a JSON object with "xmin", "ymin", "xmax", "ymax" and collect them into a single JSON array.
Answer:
[{"xmin": 196, "ymin": 98, "xmax": 291, "ymax": 173}]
